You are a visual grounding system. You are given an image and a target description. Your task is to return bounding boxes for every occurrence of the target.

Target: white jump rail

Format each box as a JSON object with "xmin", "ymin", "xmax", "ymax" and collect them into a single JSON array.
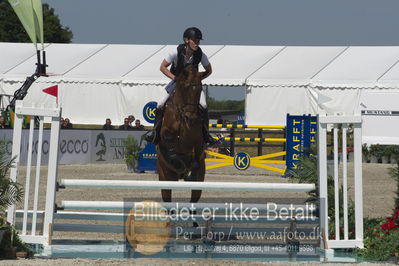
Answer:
[
  {"xmin": 59, "ymin": 200, "xmax": 316, "ymax": 213},
  {"xmin": 16, "ymin": 210, "xmax": 318, "ymax": 223},
  {"xmin": 7, "ymin": 100, "xmax": 61, "ymax": 245},
  {"xmin": 59, "ymin": 179, "xmax": 316, "ymax": 192}
]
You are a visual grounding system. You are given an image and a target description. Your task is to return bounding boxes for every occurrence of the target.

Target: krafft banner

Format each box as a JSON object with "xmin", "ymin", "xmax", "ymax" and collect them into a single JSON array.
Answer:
[
  {"xmin": 0, "ymin": 129, "xmax": 145, "ymax": 165},
  {"xmin": 285, "ymin": 114, "xmax": 317, "ymax": 171}
]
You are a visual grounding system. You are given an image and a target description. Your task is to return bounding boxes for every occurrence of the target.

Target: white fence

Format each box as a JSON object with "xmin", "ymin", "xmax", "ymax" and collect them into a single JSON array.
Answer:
[
  {"xmin": 318, "ymin": 115, "xmax": 364, "ymax": 249},
  {"xmin": 7, "ymin": 101, "xmax": 61, "ymax": 245},
  {"xmin": 6, "ymin": 102, "xmax": 364, "ymax": 250}
]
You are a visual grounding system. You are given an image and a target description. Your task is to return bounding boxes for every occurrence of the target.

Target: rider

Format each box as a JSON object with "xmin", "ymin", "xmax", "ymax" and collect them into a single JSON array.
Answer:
[{"xmin": 145, "ymin": 27, "xmax": 218, "ymax": 146}]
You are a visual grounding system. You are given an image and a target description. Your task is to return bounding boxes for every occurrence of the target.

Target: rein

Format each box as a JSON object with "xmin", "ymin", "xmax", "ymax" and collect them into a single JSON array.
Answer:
[{"xmin": 174, "ymin": 79, "xmax": 202, "ymax": 124}]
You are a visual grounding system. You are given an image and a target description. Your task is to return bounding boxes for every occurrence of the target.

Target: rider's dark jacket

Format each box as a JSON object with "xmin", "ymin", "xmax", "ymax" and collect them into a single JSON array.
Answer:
[{"xmin": 170, "ymin": 44, "xmax": 202, "ymax": 77}]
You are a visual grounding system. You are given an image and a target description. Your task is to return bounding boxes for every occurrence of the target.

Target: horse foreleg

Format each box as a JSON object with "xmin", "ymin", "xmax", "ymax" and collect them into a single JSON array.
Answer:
[
  {"xmin": 158, "ymin": 156, "xmax": 173, "ymax": 202},
  {"xmin": 161, "ymin": 189, "xmax": 172, "ymax": 202},
  {"xmin": 190, "ymin": 152, "xmax": 206, "ymax": 203},
  {"xmin": 190, "ymin": 190, "xmax": 202, "ymax": 203}
]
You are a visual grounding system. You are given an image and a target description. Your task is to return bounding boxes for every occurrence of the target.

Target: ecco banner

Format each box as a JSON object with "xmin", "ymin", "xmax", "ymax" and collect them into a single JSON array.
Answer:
[{"xmin": 0, "ymin": 129, "xmax": 145, "ymax": 165}]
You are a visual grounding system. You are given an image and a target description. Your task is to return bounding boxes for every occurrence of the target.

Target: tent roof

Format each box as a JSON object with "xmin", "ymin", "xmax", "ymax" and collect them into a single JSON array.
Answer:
[
  {"xmin": 246, "ymin": 46, "xmax": 347, "ymax": 87},
  {"xmin": 122, "ymin": 45, "xmax": 224, "ymax": 85},
  {"xmin": 204, "ymin": 45, "xmax": 284, "ymax": 86},
  {"xmin": 0, "ymin": 42, "xmax": 40, "ymax": 74},
  {"xmin": 65, "ymin": 44, "xmax": 164, "ymax": 82},
  {"xmin": 378, "ymin": 58, "xmax": 399, "ymax": 88},
  {"xmin": 312, "ymin": 46, "xmax": 399, "ymax": 88},
  {"xmin": 2, "ymin": 42, "xmax": 399, "ymax": 89},
  {"xmin": 2, "ymin": 43, "xmax": 107, "ymax": 82}
]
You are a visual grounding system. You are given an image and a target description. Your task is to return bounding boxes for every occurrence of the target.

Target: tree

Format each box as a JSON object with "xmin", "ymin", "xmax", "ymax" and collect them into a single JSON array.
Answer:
[
  {"xmin": 0, "ymin": 1, "xmax": 73, "ymax": 43},
  {"xmin": 207, "ymin": 96, "xmax": 245, "ymax": 113}
]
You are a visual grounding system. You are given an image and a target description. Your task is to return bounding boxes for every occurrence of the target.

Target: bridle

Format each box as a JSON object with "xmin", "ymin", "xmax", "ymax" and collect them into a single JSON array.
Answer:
[{"xmin": 177, "ymin": 81, "xmax": 202, "ymax": 125}]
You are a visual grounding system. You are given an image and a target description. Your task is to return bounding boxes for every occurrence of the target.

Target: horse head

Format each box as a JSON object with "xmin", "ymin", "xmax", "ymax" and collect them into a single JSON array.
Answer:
[{"xmin": 174, "ymin": 65, "xmax": 204, "ymax": 125}]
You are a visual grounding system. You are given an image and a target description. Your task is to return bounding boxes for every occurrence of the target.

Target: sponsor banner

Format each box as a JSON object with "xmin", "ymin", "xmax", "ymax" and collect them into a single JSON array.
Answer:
[
  {"xmin": 285, "ymin": 114, "xmax": 317, "ymax": 171},
  {"xmin": 309, "ymin": 117, "xmax": 317, "ymax": 144},
  {"xmin": 0, "ymin": 129, "xmax": 54, "ymax": 165},
  {"xmin": 0, "ymin": 129, "xmax": 146, "ymax": 165},
  {"xmin": 234, "ymin": 152, "xmax": 250, "ymax": 170},
  {"xmin": 59, "ymin": 130, "xmax": 91, "ymax": 164},
  {"xmin": 137, "ymin": 143, "xmax": 157, "ymax": 171},
  {"xmin": 91, "ymin": 130, "xmax": 144, "ymax": 164},
  {"xmin": 361, "ymin": 110, "xmax": 399, "ymax": 116},
  {"xmin": 143, "ymin": 101, "xmax": 157, "ymax": 124}
]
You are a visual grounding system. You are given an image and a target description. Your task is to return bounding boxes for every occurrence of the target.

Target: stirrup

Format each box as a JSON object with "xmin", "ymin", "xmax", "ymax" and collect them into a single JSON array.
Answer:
[
  {"xmin": 145, "ymin": 107, "xmax": 163, "ymax": 144},
  {"xmin": 145, "ymin": 130, "xmax": 157, "ymax": 144},
  {"xmin": 205, "ymin": 134, "xmax": 219, "ymax": 146}
]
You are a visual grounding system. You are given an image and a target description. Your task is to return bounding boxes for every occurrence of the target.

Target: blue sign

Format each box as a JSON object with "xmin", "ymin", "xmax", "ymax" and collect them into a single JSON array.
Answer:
[
  {"xmin": 143, "ymin": 101, "xmax": 157, "ymax": 124},
  {"xmin": 237, "ymin": 112, "xmax": 245, "ymax": 124},
  {"xmin": 137, "ymin": 143, "xmax": 157, "ymax": 172},
  {"xmin": 285, "ymin": 114, "xmax": 317, "ymax": 172},
  {"xmin": 234, "ymin": 152, "xmax": 250, "ymax": 170},
  {"xmin": 310, "ymin": 117, "xmax": 317, "ymax": 144}
]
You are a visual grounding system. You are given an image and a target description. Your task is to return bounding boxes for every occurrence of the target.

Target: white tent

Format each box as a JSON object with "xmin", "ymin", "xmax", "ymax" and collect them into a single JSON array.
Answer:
[
  {"xmin": 2, "ymin": 42, "xmax": 399, "ymax": 144},
  {"xmin": 244, "ymin": 46, "xmax": 399, "ymax": 145},
  {"xmin": 245, "ymin": 46, "xmax": 348, "ymax": 125}
]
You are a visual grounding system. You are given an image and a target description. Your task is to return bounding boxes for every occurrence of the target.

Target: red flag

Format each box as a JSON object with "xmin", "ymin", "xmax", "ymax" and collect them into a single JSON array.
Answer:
[{"xmin": 43, "ymin": 85, "xmax": 58, "ymax": 103}]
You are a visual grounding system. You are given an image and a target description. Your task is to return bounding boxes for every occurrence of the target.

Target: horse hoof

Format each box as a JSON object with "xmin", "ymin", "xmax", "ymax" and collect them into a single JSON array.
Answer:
[
  {"xmin": 184, "ymin": 175, "xmax": 194, "ymax": 181},
  {"xmin": 191, "ymin": 161, "xmax": 199, "ymax": 169}
]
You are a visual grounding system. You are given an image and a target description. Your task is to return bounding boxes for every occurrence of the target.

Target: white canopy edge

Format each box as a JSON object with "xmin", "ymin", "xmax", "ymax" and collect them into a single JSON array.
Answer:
[{"xmin": 2, "ymin": 43, "xmax": 399, "ymax": 89}]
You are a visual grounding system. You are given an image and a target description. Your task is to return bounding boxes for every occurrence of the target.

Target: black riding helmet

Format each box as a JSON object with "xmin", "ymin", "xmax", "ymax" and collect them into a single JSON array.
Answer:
[{"xmin": 183, "ymin": 27, "xmax": 203, "ymax": 40}]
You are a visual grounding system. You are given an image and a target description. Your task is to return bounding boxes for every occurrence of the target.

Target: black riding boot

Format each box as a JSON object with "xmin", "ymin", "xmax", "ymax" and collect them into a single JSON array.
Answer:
[
  {"xmin": 145, "ymin": 107, "xmax": 164, "ymax": 144},
  {"xmin": 201, "ymin": 107, "xmax": 219, "ymax": 146}
]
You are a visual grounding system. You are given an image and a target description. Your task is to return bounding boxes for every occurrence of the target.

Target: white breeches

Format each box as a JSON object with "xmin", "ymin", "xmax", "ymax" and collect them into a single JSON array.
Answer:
[{"xmin": 157, "ymin": 81, "xmax": 207, "ymax": 108}]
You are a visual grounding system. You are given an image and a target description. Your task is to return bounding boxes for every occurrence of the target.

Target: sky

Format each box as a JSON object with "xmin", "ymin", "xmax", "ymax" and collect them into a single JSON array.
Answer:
[{"xmin": 42, "ymin": 0, "xmax": 399, "ymax": 100}]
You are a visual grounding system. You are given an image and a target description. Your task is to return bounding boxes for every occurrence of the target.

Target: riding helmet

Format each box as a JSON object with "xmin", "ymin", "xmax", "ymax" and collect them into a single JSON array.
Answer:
[{"xmin": 183, "ymin": 27, "xmax": 203, "ymax": 40}]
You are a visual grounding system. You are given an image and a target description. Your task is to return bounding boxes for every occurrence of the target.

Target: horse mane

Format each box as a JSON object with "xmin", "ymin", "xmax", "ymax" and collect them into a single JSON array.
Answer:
[{"xmin": 175, "ymin": 65, "xmax": 198, "ymax": 86}]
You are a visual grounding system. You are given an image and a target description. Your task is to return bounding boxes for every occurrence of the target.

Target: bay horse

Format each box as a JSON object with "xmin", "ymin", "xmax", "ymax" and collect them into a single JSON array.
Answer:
[{"xmin": 157, "ymin": 65, "xmax": 206, "ymax": 203}]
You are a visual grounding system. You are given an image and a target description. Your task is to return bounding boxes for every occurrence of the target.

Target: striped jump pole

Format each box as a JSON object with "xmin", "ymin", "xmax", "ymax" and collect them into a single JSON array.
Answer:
[
  {"xmin": 209, "ymin": 124, "xmax": 285, "ymax": 129},
  {"xmin": 206, "ymin": 123, "xmax": 287, "ymax": 174},
  {"xmin": 212, "ymin": 136, "xmax": 286, "ymax": 142}
]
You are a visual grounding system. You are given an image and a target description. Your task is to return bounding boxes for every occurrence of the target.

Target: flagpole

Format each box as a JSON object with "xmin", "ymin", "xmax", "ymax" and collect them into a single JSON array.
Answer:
[{"xmin": 6, "ymin": 0, "xmax": 47, "ymax": 110}]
